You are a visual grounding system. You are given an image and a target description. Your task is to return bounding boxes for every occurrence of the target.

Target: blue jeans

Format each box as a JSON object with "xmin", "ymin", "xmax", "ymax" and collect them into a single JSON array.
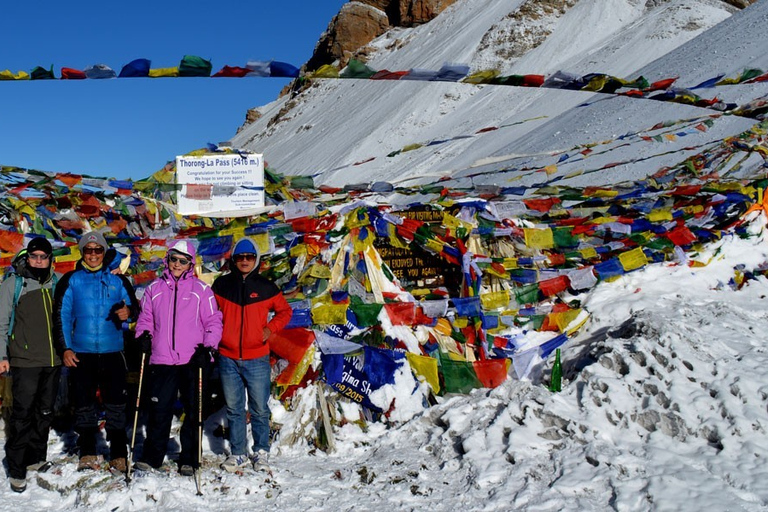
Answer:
[{"xmin": 219, "ymin": 355, "xmax": 271, "ymax": 454}]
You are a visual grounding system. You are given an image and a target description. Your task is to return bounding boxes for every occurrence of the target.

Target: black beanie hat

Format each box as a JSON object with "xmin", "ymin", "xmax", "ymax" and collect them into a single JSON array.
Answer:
[{"xmin": 27, "ymin": 237, "xmax": 53, "ymax": 256}]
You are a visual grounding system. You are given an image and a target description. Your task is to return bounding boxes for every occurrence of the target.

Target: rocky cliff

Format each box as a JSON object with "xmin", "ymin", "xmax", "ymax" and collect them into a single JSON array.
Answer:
[{"xmin": 305, "ymin": 0, "xmax": 458, "ymax": 71}]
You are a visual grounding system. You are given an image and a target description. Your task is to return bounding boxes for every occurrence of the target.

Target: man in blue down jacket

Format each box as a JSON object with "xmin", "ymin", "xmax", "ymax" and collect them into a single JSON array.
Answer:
[{"xmin": 53, "ymin": 231, "xmax": 138, "ymax": 473}]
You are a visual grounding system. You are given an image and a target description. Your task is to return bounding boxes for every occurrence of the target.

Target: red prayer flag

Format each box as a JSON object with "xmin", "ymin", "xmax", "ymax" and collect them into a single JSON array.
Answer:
[
  {"xmin": 473, "ymin": 359, "xmax": 508, "ymax": 388},
  {"xmin": 212, "ymin": 66, "xmax": 250, "ymax": 77},
  {"xmin": 384, "ymin": 302, "xmax": 416, "ymax": 325},
  {"xmin": 271, "ymin": 328, "xmax": 315, "ymax": 364},
  {"xmin": 61, "ymin": 67, "xmax": 86, "ymax": 79},
  {"xmin": 538, "ymin": 275, "xmax": 569, "ymax": 297}
]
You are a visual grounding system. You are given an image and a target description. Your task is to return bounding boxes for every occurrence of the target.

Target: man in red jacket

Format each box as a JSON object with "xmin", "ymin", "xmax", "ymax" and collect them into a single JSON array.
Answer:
[{"xmin": 212, "ymin": 237, "xmax": 292, "ymax": 473}]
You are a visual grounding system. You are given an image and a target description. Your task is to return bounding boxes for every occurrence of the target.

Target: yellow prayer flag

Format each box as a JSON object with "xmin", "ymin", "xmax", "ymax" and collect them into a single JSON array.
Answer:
[
  {"xmin": 345, "ymin": 209, "xmax": 370, "ymax": 229},
  {"xmin": 524, "ymin": 228, "xmax": 554, "ymax": 249},
  {"xmin": 56, "ymin": 251, "xmax": 82, "ymax": 263},
  {"xmin": 683, "ymin": 205, "xmax": 704, "ymax": 215},
  {"xmin": 446, "ymin": 351, "xmax": 467, "ymax": 362},
  {"xmin": 218, "ymin": 226, "xmax": 246, "ymax": 238},
  {"xmin": 544, "ymin": 164, "xmax": 558, "ymax": 175},
  {"xmin": 590, "ymin": 189, "xmax": 619, "ymax": 198},
  {"xmin": 406, "ymin": 352, "xmax": 440, "ymax": 394},
  {"xmin": 433, "ymin": 318, "xmax": 453, "ymax": 336},
  {"xmin": 502, "ymin": 257, "xmax": 518, "ymax": 269},
  {"xmin": 387, "ymin": 224, "xmax": 409, "ymax": 249},
  {"xmin": 311, "ymin": 64, "xmax": 339, "ymax": 78},
  {"xmin": 276, "ymin": 346, "xmax": 316, "ymax": 387},
  {"xmin": 579, "ymin": 247, "xmax": 598, "ymax": 259},
  {"xmin": 0, "ymin": 70, "xmax": 29, "ymax": 80},
  {"xmin": 485, "ymin": 266, "xmax": 509, "ymax": 279},
  {"xmin": 289, "ymin": 245, "xmax": 308, "ymax": 257},
  {"xmin": 353, "ymin": 229, "xmax": 375, "ymax": 253},
  {"xmin": 619, "ymin": 247, "xmax": 648, "ymax": 271},
  {"xmin": 140, "ymin": 249, "xmax": 167, "ymax": 261},
  {"xmin": 564, "ymin": 169, "xmax": 584, "ymax": 179},
  {"xmin": 402, "ymin": 143, "xmax": 423, "ymax": 153},
  {"xmin": 311, "ymin": 303, "xmax": 348, "ymax": 325},
  {"xmin": 480, "ymin": 290, "xmax": 510, "ymax": 311},
  {"xmin": 453, "ymin": 317, "xmax": 469, "ymax": 329},
  {"xmin": 647, "ymin": 208, "xmax": 673, "ymax": 222},
  {"xmin": 462, "ymin": 69, "xmax": 500, "ymax": 84},
  {"xmin": 588, "ymin": 216, "xmax": 616, "ymax": 225},
  {"xmin": 148, "ymin": 67, "xmax": 180, "ymax": 77},
  {"xmin": 583, "ymin": 75, "xmax": 607, "ymax": 91},
  {"xmin": 309, "ymin": 263, "xmax": 332, "ymax": 279},
  {"xmin": 7, "ymin": 198, "xmax": 35, "ymax": 216},
  {"xmin": 550, "ymin": 309, "xmax": 581, "ymax": 332},
  {"xmin": 253, "ymin": 232, "xmax": 271, "ymax": 255},
  {"xmin": 443, "ymin": 212, "xmax": 474, "ymax": 232},
  {"xmin": 425, "ymin": 238, "xmax": 445, "ymax": 254}
]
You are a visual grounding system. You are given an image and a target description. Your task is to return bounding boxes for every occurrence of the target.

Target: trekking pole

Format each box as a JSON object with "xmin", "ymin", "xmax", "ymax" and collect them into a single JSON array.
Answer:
[
  {"xmin": 126, "ymin": 352, "xmax": 146, "ymax": 483},
  {"xmin": 194, "ymin": 366, "xmax": 203, "ymax": 496}
]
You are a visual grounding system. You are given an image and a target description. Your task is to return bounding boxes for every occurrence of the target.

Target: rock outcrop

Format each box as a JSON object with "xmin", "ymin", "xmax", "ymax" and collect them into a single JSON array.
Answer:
[{"xmin": 305, "ymin": 0, "xmax": 458, "ymax": 71}]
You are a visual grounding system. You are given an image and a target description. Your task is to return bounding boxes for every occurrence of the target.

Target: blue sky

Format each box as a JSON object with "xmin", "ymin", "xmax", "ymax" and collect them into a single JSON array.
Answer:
[{"xmin": 0, "ymin": 0, "xmax": 347, "ymax": 180}]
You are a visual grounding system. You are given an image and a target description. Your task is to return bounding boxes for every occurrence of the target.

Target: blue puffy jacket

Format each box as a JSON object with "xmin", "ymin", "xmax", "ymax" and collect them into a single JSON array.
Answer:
[{"xmin": 54, "ymin": 250, "xmax": 138, "ymax": 354}]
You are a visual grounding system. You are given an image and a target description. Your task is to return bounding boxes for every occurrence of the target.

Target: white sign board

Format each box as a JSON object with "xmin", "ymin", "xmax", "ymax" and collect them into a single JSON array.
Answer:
[{"xmin": 176, "ymin": 153, "xmax": 265, "ymax": 217}]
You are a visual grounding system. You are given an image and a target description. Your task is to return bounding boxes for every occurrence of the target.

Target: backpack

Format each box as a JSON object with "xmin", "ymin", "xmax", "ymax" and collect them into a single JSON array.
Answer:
[{"xmin": 5, "ymin": 268, "xmax": 58, "ymax": 343}]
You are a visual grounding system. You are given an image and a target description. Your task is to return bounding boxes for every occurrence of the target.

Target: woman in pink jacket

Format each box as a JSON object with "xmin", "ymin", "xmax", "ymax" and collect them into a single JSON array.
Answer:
[{"xmin": 132, "ymin": 240, "xmax": 222, "ymax": 476}]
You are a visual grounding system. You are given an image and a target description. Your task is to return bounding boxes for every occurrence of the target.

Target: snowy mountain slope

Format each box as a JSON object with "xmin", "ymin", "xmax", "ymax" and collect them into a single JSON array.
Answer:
[
  {"xmin": 229, "ymin": 0, "xmax": 755, "ymax": 189},
  {"xmin": 4, "ymin": 2, "xmax": 768, "ymax": 511}
]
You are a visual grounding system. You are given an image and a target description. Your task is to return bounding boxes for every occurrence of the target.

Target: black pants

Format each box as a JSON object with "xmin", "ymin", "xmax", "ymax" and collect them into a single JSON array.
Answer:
[
  {"xmin": 140, "ymin": 364, "xmax": 208, "ymax": 469},
  {"xmin": 69, "ymin": 352, "xmax": 127, "ymax": 459},
  {"xmin": 5, "ymin": 366, "xmax": 61, "ymax": 479}
]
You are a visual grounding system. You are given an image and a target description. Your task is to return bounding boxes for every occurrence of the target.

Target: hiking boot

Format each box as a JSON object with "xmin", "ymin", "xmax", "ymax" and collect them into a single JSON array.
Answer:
[
  {"xmin": 178, "ymin": 464, "xmax": 195, "ymax": 477},
  {"xmin": 220, "ymin": 454, "xmax": 249, "ymax": 473},
  {"xmin": 109, "ymin": 457, "xmax": 127, "ymax": 473},
  {"xmin": 9, "ymin": 477, "xmax": 26, "ymax": 493},
  {"xmin": 77, "ymin": 455, "xmax": 100, "ymax": 471},
  {"xmin": 251, "ymin": 450, "xmax": 269, "ymax": 471},
  {"xmin": 26, "ymin": 460, "xmax": 48, "ymax": 472},
  {"xmin": 133, "ymin": 461, "xmax": 155, "ymax": 473}
]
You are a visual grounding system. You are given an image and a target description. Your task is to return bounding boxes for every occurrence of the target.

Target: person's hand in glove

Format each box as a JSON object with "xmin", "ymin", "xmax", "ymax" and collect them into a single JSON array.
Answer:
[
  {"xmin": 190, "ymin": 344, "xmax": 212, "ymax": 368},
  {"xmin": 137, "ymin": 330, "xmax": 153, "ymax": 355}
]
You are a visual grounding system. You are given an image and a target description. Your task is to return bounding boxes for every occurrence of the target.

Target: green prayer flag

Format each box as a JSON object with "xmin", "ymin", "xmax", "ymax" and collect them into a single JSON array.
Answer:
[
  {"xmin": 439, "ymin": 353, "xmax": 482, "ymax": 394},
  {"xmin": 350, "ymin": 302, "xmax": 384, "ymax": 327}
]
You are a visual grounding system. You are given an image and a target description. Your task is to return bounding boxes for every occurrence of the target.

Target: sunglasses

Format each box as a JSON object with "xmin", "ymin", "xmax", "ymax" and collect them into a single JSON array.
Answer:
[
  {"xmin": 169, "ymin": 255, "xmax": 191, "ymax": 266},
  {"xmin": 234, "ymin": 254, "xmax": 256, "ymax": 263},
  {"xmin": 83, "ymin": 247, "xmax": 105, "ymax": 255},
  {"xmin": 28, "ymin": 253, "xmax": 50, "ymax": 261}
]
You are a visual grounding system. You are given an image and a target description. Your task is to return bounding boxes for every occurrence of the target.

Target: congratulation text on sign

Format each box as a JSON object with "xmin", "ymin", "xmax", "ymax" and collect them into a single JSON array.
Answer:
[{"xmin": 176, "ymin": 153, "xmax": 264, "ymax": 216}]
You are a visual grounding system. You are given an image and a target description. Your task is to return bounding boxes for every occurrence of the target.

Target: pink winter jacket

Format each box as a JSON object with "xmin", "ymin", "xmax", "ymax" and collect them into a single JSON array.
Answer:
[{"xmin": 135, "ymin": 265, "xmax": 223, "ymax": 366}]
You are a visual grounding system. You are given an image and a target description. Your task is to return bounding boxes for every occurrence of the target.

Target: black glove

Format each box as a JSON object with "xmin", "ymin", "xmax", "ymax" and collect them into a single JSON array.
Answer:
[
  {"xmin": 137, "ymin": 330, "xmax": 152, "ymax": 355},
  {"xmin": 190, "ymin": 344, "xmax": 212, "ymax": 368}
]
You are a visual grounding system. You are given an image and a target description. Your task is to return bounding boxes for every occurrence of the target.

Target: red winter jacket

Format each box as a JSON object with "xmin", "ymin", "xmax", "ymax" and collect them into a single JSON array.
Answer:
[{"xmin": 212, "ymin": 270, "xmax": 292, "ymax": 360}]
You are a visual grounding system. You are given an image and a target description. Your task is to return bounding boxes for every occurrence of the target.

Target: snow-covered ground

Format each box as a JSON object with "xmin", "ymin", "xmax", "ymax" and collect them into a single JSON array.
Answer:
[
  {"xmin": 3, "ymin": 211, "xmax": 768, "ymax": 511},
  {"xmin": 3, "ymin": 0, "xmax": 768, "ymax": 510}
]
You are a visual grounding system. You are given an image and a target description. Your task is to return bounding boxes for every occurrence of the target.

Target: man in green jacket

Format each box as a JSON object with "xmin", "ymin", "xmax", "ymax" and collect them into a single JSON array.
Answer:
[{"xmin": 0, "ymin": 237, "xmax": 61, "ymax": 493}]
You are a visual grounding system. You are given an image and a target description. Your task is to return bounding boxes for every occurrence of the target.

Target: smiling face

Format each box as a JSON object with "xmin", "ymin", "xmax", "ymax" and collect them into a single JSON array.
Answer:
[
  {"xmin": 82, "ymin": 243, "xmax": 105, "ymax": 268},
  {"xmin": 234, "ymin": 253, "xmax": 257, "ymax": 275},
  {"xmin": 168, "ymin": 252, "xmax": 192, "ymax": 278}
]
